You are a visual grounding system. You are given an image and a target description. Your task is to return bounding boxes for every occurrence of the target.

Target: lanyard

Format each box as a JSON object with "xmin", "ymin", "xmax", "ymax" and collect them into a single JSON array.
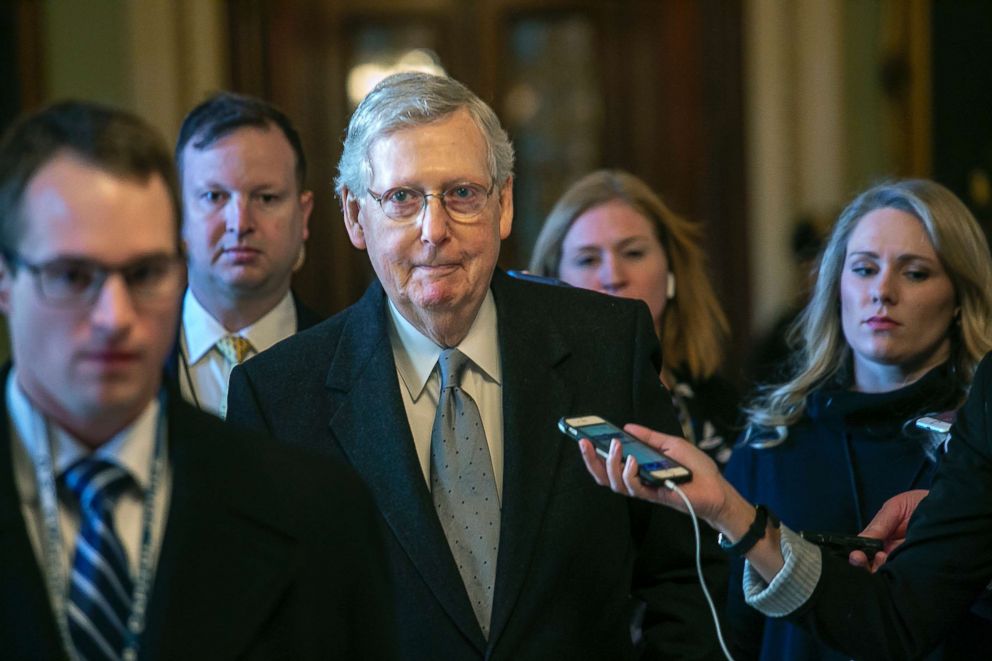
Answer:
[
  {"xmin": 32, "ymin": 395, "xmax": 167, "ymax": 661},
  {"xmin": 178, "ymin": 336, "xmax": 203, "ymax": 412}
]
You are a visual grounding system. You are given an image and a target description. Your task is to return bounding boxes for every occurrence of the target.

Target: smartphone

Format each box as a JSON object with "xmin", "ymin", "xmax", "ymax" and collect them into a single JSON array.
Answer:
[
  {"xmin": 506, "ymin": 270, "xmax": 570, "ymax": 287},
  {"xmin": 916, "ymin": 410, "xmax": 956, "ymax": 434},
  {"xmin": 799, "ymin": 531, "xmax": 884, "ymax": 557},
  {"xmin": 558, "ymin": 415, "xmax": 692, "ymax": 486}
]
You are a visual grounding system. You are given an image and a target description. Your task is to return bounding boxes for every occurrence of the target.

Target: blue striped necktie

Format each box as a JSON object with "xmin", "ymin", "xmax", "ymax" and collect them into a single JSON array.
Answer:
[{"xmin": 61, "ymin": 458, "xmax": 135, "ymax": 660}]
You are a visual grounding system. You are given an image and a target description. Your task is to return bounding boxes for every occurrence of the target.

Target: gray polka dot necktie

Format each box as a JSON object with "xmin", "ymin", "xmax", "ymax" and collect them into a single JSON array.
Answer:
[{"xmin": 430, "ymin": 348, "xmax": 500, "ymax": 637}]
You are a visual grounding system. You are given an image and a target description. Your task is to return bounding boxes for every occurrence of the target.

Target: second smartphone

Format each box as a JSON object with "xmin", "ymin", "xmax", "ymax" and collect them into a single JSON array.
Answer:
[{"xmin": 558, "ymin": 415, "xmax": 692, "ymax": 486}]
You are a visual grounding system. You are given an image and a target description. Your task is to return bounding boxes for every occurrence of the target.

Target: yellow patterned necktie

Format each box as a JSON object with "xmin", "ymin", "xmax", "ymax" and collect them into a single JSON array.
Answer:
[{"xmin": 215, "ymin": 335, "xmax": 254, "ymax": 365}]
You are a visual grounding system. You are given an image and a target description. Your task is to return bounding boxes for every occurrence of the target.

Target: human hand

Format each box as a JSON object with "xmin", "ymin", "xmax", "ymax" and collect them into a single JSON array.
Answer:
[
  {"xmin": 577, "ymin": 423, "xmax": 752, "ymax": 533},
  {"xmin": 849, "ymin": 489, "xmax": 929, "ymax": 573}
]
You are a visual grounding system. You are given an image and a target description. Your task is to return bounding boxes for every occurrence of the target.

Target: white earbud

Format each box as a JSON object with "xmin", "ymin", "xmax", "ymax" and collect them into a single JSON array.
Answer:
[{"xmin": 666, "ymin": 272, "xmax": 676, "ymax": 300}]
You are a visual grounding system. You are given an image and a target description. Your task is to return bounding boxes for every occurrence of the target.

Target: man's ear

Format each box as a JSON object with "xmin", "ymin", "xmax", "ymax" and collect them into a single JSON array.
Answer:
[
  {"xmin": 341, "ymin": 187, "xmax": 367, "ymax": 250},
  {"xmin": 299, "ymin": 189, "xmax": 314, "ymax": 242},
  {"xmin": 497, "ymin": 177, "xmax": 513, "ymax": 240}
]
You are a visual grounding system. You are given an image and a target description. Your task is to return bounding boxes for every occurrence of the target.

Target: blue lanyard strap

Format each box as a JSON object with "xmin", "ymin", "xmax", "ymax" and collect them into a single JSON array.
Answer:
[{"xmin": 32, "ymin": 393, "xmax": 167, "ymax": 661}]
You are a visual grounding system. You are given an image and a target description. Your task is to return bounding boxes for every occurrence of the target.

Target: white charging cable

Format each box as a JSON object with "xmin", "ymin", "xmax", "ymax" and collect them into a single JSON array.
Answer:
[{"xmin": 664, "ymin": 479, "xmax": 736, "ymax": 661}]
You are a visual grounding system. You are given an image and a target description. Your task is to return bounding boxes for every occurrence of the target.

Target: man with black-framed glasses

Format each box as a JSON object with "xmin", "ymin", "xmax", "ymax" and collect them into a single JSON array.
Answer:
[
  {"xmin": 0, "ymin": 100, "xmax": 394, "ymax": 659},
  {"xmin": 228, "ymin": 71, "xmax": 726, "ymax": 660}
]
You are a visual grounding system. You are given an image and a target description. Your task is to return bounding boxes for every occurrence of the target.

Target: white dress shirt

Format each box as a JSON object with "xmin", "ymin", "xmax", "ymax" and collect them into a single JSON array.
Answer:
[
  {"xmin": 9, "ymin": 369, "xmax": 172, "ymax": 582},
  {"xmin": 387, "ymin": 291, "xmax": 505, "ymax": 500},
  {"xmin": 179, "ymin": 288, "xmax": 298, "ymax": 418}
]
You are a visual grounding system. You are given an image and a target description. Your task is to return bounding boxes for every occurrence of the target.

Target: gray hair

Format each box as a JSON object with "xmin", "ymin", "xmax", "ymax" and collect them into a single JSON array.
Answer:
[{"xmin": 334, "ymin": 72, "xmax": 514, "ymax": 197}]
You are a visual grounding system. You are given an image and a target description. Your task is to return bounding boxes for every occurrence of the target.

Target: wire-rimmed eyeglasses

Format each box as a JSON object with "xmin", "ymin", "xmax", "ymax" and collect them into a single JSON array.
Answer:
[{"xmin": 366, "ymin": 182, "xmax": 495, "ymax": 223}]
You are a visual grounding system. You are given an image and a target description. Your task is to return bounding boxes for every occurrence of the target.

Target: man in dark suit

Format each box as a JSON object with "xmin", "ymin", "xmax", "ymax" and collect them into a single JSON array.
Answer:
[
  {"xmin": 171, "ymin": 92, "xmax": 322, "ymax": 418},
  {"xmin": 228, "ymin": 72, "xmax": 725, "ymax": 659},
  {"xmin": 0, "ymin": 100, "xmax": 393, "ymax": 659}
]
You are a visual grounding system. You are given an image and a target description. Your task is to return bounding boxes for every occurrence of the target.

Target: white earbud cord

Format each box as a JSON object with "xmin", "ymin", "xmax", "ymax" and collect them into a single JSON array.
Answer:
[{"xmin": 664, "ymin": 479, "xmax": 736, "ymax": 661}]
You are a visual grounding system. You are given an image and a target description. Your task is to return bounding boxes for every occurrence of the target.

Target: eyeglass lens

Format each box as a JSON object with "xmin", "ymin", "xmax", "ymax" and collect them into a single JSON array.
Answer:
[
  {"xmin": 34, "ymin": 255, "xmax": 180, "ymax": 304},
  {"xmin": 374, "ymin": 183, "xmax": 490, "ymax": 221}
]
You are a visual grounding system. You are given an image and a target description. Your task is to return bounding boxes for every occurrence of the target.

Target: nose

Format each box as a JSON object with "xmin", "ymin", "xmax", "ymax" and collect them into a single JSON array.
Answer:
[
  {"xmin": 419, "ymin": 195, "xmax": 451, "ymax": 246},
  {"xmin": 225, "ymin": 196, "xmax": 253, "ymax": 236},
  {"xmin": 598, "ymin": 253, "xmax": 626, "ymax": 293},
  {"xmin": 870, "ymin": 268, "xmax": 896, "ymax": 305},
  {"xmin": 89, "ymin": 274, "xmax": 136, "ymax": 339}
]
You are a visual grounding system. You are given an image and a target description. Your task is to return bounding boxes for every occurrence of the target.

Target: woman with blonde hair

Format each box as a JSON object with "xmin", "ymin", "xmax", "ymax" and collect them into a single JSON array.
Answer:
[
  {"xmin": 531, "ymin": 169, "xmax": 738, "ymax": 465},
  {"xmin": 725, "ymin": 179, "xmax": 992, "ymax": 660}
]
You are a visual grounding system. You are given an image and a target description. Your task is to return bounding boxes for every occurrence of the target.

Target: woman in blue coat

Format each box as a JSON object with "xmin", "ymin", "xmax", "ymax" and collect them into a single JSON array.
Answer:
[{"xmin": 725, "ymin": 180, "xmax": 992, "ymax": 660}]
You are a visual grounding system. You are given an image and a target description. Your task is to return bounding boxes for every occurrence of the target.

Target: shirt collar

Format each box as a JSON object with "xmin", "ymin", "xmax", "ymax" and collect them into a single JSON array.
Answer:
[
  {"xmin": 182, "ymin": 288, "xmax": 297, "ymax": 363},
  {"xmin": 387, "ymin": 290, "xmax": 501, "ymax": 402},
  {"xmin": 9, "ymin": 367, "xmax": 162, "ymax": 497}
]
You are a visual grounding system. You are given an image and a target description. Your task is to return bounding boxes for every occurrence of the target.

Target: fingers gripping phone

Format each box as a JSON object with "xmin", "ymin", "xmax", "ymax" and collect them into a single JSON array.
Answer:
[
  {"xmin": 798, "ymin": 531, "xmax": 884, "ymax": 557},
  {"xmin": 558, "ymin": 415, "xmax": 692, "ymax": 486}
]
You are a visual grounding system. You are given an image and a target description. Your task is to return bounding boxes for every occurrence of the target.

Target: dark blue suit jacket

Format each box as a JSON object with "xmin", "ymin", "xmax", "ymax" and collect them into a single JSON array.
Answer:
[
  {"xmin": 0, "ymin": 370, "xmax": 394, "ymax": 660},
  {"xmin": 228, "ymin": 269, "xmax": 728, "ymax": 660}
]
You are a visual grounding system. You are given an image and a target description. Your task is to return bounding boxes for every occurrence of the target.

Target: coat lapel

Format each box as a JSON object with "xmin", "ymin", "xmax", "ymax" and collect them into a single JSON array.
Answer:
[
  {"xmin": 0, "ymin": 367, "xmax": 65, "ymax": 660},
  {"xmin": 141, "ymin": 398, "xmax": 298, "ymax": 660},
  {"xmin": 324, "ymin": 283, "xmax": 485, "ymax": 649},
  {"xmin": 487, "ymin": 272, "xmax": 573, "ymax": 642}
]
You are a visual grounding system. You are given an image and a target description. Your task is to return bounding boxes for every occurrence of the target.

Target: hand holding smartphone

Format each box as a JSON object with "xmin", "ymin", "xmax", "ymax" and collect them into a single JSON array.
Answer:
[
  {"xmin": 799, "ymin": 531, "xmax": 884, "ymax": 557},
  {"xmin": 558, "ymin": 415, "xmax": 692, "ymax": 486}
]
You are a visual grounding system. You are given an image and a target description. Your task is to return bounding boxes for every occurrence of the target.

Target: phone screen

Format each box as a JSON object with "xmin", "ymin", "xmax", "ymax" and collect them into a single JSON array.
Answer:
[
  {"xmin": 577, "ymin": 422, "xmax": 675, "ymax": 470},
  {"xmin": 559, "ymin": 416, "xmax": 691, "ymax": 484}
]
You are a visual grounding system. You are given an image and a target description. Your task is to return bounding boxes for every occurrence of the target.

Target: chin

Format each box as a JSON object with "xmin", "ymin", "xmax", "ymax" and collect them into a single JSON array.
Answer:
[
  {"xmin": 409, "ymin": 284, "xmax": 467, "ymax": 310},
  {"xmin": 225, "ymin": 272, "xmax": 279, "ymax": 293}
]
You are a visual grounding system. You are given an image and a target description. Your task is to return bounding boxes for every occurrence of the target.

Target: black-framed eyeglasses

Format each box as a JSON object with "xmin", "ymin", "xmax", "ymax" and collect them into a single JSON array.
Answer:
[
  {"xmin": 366, "ymin": 182, "xmax": 495, "ymax": 223},
  {"xmin": 3, "ymin": 252, "xmax": 184, "ymax": 307}
]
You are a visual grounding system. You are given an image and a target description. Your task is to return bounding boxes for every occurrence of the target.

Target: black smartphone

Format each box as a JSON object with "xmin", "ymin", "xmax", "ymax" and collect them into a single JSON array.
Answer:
[
  {"xmin": 799, "ymin": 531, "xmax": 884, "ymax": 556},
  {"xmin": 558, "ymin": 415, "xmax": 692, "ymax": 486}
]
